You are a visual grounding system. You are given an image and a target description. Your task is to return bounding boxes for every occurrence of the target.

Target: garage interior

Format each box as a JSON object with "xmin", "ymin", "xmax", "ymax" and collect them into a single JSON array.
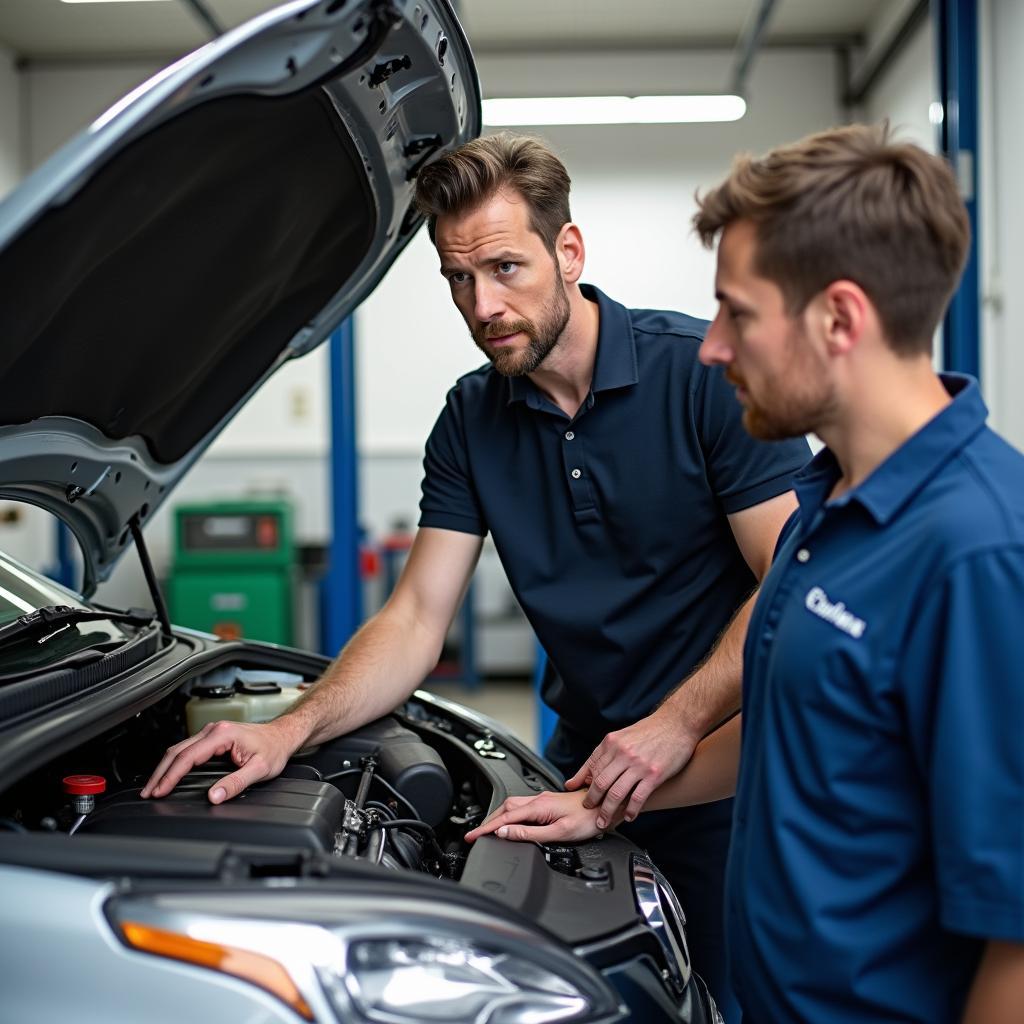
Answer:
[{"xmin": 0, "ymin": 0, "xmax": 1016, "ymax": 755}]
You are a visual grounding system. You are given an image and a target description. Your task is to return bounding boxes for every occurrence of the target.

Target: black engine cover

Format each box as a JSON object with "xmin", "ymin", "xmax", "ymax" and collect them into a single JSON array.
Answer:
[{"xmin": 81, "ymin": 775, "xmax": 344, "ymax": 852}]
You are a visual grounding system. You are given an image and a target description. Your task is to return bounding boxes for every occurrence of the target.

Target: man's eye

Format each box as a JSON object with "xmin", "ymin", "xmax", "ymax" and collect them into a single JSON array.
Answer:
[
  {"xmin": 497, "ymin": 262, "xmax": 517, "ymax": 275},
  {"xmin": 449, "ymin": 272, "xmax": 469, "ymax": 285}
]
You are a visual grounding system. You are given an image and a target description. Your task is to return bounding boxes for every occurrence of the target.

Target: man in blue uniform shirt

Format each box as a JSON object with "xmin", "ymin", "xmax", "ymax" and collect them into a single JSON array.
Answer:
[
  {"xmin": 145, "ymin": 133, "xmax": 810, "ymax": 1020},
  {"xmin": 470, "ymin": 123, "xmax": 1024, "ymax": 1022}
]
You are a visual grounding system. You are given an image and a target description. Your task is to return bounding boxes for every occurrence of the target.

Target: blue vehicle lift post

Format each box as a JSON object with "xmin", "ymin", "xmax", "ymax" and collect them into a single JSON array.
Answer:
[
  {"xmin": 49, "ymin": 521, "xmax": 77, "ymax": 592},
  {"xmin": 323, "ymin": 319, "xmax": 363, "ymax": 655},
  {"xmin": 934, "ymin": 0, "xmax": 980, "ymax": 375},
  {"xmin": 533, "ymin": 644, "xmax": 558, "ymax": 755}
]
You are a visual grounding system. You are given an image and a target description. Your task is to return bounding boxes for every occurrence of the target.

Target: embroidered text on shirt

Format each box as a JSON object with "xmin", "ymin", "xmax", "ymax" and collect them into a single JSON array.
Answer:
[{"xmin": 804, "ymin": 586, "xmax": 867, "ymax": 639}]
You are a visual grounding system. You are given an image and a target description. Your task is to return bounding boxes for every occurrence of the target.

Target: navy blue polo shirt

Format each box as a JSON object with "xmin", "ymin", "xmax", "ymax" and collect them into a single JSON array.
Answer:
[
  {"xmin": 728, "ymin": 374, "xmax": 1024, "ymax": 1023},
  {"xmin": 419, "ymin": 285, "xmax": 809, "ymax": 741}
]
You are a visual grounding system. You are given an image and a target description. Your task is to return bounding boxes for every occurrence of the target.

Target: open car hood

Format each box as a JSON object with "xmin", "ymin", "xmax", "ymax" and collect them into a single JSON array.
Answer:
[{"xmin": 0, "ymin": 0, "xmax": 479, "ymax": 595}]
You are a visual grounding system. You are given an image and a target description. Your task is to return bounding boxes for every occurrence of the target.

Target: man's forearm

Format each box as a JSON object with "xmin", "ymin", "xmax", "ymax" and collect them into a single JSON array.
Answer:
[
  {"xmin": 658, "ymin": 591, "xmax": 755, "ymax": 738},
  {"xmin": 276, "ymin": 602, "xmax": 445, "ymax": 751},
  {"xmin": 961, "ymin": 941, "xmax": 1024, "ymax": 1024},
  {"xmin": 646, "ymin": 715, "xmax": 741, "ymax": 810}
]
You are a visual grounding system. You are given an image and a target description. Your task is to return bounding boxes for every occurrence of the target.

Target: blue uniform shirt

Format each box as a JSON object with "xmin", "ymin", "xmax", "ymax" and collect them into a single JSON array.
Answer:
[
  {"xmin": 728, "ymin": 374, "xmax": 1024, "ymax": 1023},
  {"xmin": 419, "ymin": 285, "xmax": 809, "ymax": 740}
]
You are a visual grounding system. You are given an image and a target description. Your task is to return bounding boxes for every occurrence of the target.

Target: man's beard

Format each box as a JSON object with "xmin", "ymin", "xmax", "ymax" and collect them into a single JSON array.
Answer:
[
  {"xmin": 727, "ymin": 327, "xmax": 835, "ymax": 440},
  {"xmin": 472, "ymin": 275, "xmax": 571, "ymax": 377}
]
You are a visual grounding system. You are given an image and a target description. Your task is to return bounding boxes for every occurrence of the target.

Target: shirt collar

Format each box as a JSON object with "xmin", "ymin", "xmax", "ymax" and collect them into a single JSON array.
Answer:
[
  {"xmin": 793, "ymin": 373, "xmax": 989, "ymax": 526},
  {"xmin": 506, "ymin": 284, "xmax": 639, "ymax": 406}
]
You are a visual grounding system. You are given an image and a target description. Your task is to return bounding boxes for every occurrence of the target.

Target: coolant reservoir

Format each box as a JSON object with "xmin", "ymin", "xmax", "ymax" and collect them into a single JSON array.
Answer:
[{"xmin": 185, "ymin": 668, "xmax": 306, "ymax": 735}]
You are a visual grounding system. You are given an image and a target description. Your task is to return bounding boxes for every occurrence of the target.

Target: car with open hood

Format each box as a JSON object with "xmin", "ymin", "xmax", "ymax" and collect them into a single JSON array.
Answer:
[{"xmin": 0, "ymin": 2, "xmax": 720, "ymax": 1021}]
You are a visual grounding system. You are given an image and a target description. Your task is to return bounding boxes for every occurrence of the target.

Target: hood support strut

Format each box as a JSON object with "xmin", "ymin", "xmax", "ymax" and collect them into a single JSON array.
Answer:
[{"xmin": 128, "ymin": 515, "xmax": 172, "ymax": 639}]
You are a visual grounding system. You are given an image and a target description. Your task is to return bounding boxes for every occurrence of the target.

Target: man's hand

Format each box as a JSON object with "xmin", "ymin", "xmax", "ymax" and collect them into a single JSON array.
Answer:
[
  {"xmin": 140, "ymin": 717, "xmax": 301, "ymax": 804},
  {"xmin": 465, "ymin": 789, "xmax": 613, "ymax": 844},
  {"xmin": 565, "ymin": 708, "xmax": 699, "ymax": 827}
]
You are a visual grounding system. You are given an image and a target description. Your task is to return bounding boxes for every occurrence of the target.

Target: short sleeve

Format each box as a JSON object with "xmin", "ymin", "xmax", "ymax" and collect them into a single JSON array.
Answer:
[
  {"xmin": 900, "ymin": 547, "xmax": 1024, "ymax": 941},
  {"xmin": 418, "ymin": 388, "xmax": 488, "ymax": 537},
  {"xmin": 694, "ymin": 363, "xmax": 811, "ymax": 514}
]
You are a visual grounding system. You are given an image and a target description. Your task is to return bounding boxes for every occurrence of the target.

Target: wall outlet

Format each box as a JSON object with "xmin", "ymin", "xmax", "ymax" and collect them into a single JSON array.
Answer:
[{"xmin": 290, "ymin": 386, "xmax": 311, "ymax": 422}]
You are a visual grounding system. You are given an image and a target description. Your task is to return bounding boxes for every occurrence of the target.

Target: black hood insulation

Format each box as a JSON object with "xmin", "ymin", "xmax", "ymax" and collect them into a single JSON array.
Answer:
[{"xmin": 0, "ymin": 87, "xmax": 375, "ymax": 464}]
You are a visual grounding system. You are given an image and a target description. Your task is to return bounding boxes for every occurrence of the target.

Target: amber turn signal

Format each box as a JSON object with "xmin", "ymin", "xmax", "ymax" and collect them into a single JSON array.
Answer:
[{"xmin": 119, "ymin": 921, "xmax": 314, "ymax": 1021}]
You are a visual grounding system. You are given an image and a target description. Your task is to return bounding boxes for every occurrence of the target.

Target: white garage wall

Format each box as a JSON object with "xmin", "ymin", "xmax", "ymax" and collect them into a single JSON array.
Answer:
[
  {"xmin": 859, "ymin": 14, "xmax": 946, "ymax": 378},
  {"xmin": 857, "ymin": 1, "xmax": 1024, "ymax": 452},
  {"xmin": 0, "ymin": 45, "xmax": 21, "ymax": 198},
  {"xmin": 22, "ymin": 60, "xmax": 161, "ymax": 168},
  {"xmin": 982, "ymin": 0, "xmax": 1024, "ymax": 450},
  {"xmin": 863, "ymin": 15, "xmax": 936, "ymax": 152}
]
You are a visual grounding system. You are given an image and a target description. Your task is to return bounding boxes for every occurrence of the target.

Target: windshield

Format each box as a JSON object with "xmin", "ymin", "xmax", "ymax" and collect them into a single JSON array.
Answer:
[{"xmin": 0, "ymin": 553, "xmax": 130, "ymax": 673}]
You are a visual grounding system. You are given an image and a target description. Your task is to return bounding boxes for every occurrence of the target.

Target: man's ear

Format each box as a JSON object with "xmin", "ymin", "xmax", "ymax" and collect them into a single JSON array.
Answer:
[
  {"xmin": 555, "ymin": 223, "xmax": 585, "ymax": 283},
  {"xmin": 820, "ymin": 280, "xmax": 871, "ymax": 356}
]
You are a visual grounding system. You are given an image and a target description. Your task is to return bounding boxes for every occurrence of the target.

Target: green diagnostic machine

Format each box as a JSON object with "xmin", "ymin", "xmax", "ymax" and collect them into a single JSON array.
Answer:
[{"xmin": 168, "ymin": 498, "xmax": 295, "ymax": 645}]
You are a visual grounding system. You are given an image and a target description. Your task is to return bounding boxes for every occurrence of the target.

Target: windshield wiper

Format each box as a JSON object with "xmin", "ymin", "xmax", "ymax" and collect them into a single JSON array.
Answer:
[{"xmin": 0, "ymin": 605, "xmax": 156, "ymax": 650}]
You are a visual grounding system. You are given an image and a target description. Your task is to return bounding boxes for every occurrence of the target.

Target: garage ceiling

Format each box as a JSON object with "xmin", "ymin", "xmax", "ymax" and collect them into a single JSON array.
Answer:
[{"xmin": 0, "ymin": 0, "xmax": 889, "ymax": 62}]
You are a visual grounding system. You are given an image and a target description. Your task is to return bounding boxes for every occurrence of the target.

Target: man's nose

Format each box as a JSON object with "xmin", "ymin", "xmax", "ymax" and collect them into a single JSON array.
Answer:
[
  {"xmin": 474, "ymin": 278, "xmax": 506, "ymax": 323},
  {"xmin": 699, "ymin": 313, "xmax": 733, "ymax": 366}
]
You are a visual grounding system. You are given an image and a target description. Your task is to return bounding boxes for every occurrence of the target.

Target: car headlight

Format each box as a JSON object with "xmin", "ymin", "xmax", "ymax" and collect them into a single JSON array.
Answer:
[
  {"xmin": 631, "ymin": 854, "xmax": 691, "ymax": 995},
  {"xmin": 110, "ymin": 891, "xmax": 624, "ymax": 1024},
  {"xmin": 330, "ymin": 935, "xmax": 589, "ymax": 1023}
]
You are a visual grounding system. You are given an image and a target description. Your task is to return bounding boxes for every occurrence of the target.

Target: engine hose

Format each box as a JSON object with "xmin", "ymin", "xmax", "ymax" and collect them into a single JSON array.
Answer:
[
  {"xmin": 371, "ymin": 819, "xmax": 446, "ymax": 865},
  {"xmin": 366, "ymin": 827, "xmax": 385, "ymax": 864},
  {"xmin": 352, "ymin": 756, "xmax": 378, "ymax": 811}
]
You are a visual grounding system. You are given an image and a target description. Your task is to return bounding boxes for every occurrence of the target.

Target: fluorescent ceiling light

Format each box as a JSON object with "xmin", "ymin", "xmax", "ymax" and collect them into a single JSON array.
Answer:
[{"xmin": 483, "ymin": 95, "xmax": 747, "ymax": 127}]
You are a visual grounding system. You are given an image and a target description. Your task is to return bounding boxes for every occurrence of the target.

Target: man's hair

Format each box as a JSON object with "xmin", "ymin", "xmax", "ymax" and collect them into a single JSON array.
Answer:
[
  {"xmin": 693, "ymin": 122, "xmax": 970, "ymax": 356},
  {"xmin": 415, "ymin": 133, "xmax": 571, "ymax": 252}
]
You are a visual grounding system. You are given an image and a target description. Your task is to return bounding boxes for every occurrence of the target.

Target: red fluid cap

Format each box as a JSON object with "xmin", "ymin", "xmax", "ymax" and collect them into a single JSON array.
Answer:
[{"xmin": 63, "ymin": 774, "xmax": 107, "ymax": 795}]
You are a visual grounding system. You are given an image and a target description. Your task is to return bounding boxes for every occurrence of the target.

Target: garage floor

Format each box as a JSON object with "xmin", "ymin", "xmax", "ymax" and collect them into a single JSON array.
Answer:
[{"xmin": 422, "ymin": 678, "xmax": 538, "ymax": 753}]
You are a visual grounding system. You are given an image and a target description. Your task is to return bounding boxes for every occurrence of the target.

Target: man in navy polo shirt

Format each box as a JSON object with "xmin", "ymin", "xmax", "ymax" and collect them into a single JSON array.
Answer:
[
  {"xmin": 144, "ymin": 133, "xmax": 808, "ymax": 1019},
  {"xmin": 469, "ymin": 124, "xmax": 1024, "ymax": 1021},
  {"xmin": 410, "ymin": 134, "xmax": 807, "ymax": 1019}
]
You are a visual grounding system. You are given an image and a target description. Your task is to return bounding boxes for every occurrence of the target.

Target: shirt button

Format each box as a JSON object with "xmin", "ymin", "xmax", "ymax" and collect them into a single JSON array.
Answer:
[
  {"xmin": 796, "ymin": 548, "xmax": 810, "ymax": 563},
  {"xmin": 571, "ymin": 469, "xmax": 582, "ymax": 479},
  {"xmin": 565, "ymin": 430, "xmax": 575, "ymax": 441}
]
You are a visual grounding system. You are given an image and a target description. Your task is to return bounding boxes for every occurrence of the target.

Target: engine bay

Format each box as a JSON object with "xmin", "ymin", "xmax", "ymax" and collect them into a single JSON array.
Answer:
[
  {"xmin": 0, "ymin": 661, "xmax": 550, "ymax": 884},
  {"xmin": 0, "ymin": 648, "xmax": 707, "ymax": 1018},
  {"xmin": 76, "ymin": 719, "xmax": 490, "ymax": 879}
]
